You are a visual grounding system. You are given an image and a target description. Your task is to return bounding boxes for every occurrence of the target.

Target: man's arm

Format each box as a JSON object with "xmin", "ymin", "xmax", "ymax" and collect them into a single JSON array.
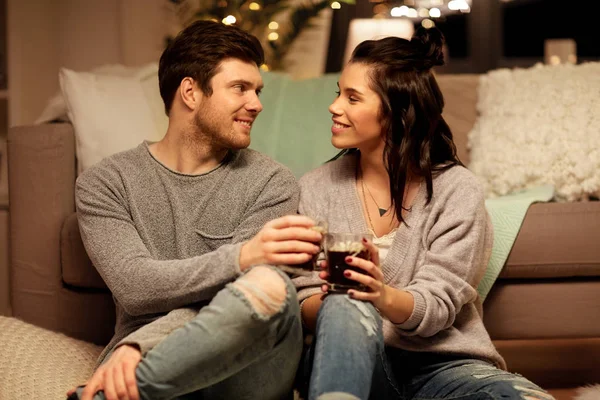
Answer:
[{"xmin": 76, "ymin": 165, "xmax": 300, "ymax": 317}]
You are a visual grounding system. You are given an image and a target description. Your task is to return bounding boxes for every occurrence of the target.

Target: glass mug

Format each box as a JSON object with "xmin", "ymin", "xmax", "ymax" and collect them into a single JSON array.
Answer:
[
  {"xmin": 278, "ymin": 220, "xmax": 328, "ymax": 277},
  {"xmin": 325, "ymin": 232, "xmax": 373, "ymax": 294}
]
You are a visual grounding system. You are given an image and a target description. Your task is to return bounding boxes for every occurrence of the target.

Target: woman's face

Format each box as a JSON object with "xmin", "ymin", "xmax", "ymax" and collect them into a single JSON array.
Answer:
[{"xmin": 328, "ymin": 62, "xmax": 385, "ymax": 152}]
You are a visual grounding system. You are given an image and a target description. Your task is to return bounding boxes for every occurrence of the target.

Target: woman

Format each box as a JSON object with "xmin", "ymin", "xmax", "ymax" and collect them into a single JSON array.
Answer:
[{"xmin": 293, "ymin": 27, "xmax": 553, "ymax": 400}]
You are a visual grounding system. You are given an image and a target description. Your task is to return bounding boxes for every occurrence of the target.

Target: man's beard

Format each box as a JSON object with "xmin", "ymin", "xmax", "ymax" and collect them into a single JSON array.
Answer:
[{"xmin": 193, "ymin": 108, "xmax": 250, "ymax": 150}]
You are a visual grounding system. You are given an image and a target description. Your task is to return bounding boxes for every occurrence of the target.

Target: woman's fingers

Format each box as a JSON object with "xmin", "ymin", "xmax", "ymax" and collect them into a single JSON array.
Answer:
[
  {"xmin": 347, "ymin": 289, "xmax": 381, "ymax": 302},
  {"xmin": 343, "ymin": 269, "xmax": 382, "ymax": 292},
  {"xmin": 318, "ymin": 260, "xmax": 329, "ymax": 281},
  {"xmin": 362, "ymin": 237, "xmax": 380, "ymax": 268},
  {"xmin": 344, "ymin": 256, "xmax": 384, "ymax": 282}
]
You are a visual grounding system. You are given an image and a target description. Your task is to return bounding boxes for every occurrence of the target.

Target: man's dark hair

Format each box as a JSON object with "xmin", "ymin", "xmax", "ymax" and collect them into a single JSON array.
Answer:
[{"xmin": 158, "ymin": 20, "xmax": 265, "ymax": 114}]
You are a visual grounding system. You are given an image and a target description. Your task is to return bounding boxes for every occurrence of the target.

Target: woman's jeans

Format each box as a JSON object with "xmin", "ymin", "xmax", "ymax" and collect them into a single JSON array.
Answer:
[
  {"xmin": 302, "ymin": 294, "xmax": 554, "ymax": 400},
  {"xmin": 75, "ymin": 267, "xmax": 303, "ymax": 400}
]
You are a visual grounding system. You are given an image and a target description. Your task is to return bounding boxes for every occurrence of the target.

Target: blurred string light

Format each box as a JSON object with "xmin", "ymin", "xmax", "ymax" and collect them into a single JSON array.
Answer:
[
  {"xmin": 249, "ymin": 2, "xmax": 261, "ymax": 10},
  {"xmin": 421, "ymin": 18, "xmax": 435, "ymax": 28},
  {"xmin": 390, "ymin": 5, "xmax": 417, "ymax": 18},
  {"xmin": 222, "ymin": 15, "xmax": 236, "ymax": 25},
  {"xmin": 385, "ymin": 0, "xmax": 471, "ymax": 20},
  {"xmin": 331, "ymin": 1, "xmax": 342, "ymax": 9},
  {"xmin": 373, "ymin": 3, "xmax": 389, "ymax": 15},
  {"xmin": 448, "ymin": 0, "xmax": 470, "ymax": 12}
]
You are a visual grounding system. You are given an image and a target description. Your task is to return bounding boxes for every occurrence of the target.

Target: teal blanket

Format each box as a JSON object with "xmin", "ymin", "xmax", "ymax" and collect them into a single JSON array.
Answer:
[
  {"xmin": 251, "ymin": 71, "xmax": 341, "ymax": 178},
  {"xmin": 477, "ymin": 185, "xmax": 555, "ymax": 301}
]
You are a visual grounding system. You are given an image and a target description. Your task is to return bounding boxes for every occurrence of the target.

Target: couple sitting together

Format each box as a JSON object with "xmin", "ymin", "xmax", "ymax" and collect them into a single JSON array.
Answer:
[{"xmin": 68, "ymin": 20, "xmax": 553, "ymax": 400}]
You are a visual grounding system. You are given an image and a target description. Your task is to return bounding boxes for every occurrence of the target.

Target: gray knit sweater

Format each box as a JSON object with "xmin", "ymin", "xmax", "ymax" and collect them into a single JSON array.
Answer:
[
  {"xmin": 75, "ymin": 142, "xmax": 299, "ymax": 364},
  {"xmin": 293, "ymin": 153, "xmax": 506, "ymax": 369}
]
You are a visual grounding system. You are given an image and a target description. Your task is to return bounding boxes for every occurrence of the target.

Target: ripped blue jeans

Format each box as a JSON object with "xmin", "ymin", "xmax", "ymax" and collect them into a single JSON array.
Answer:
[
  {"xmin": 302, "ymin": 294, "xmax": 554, "ymax": 400},
  {"xmin": 74, "ymin": 266, "xmax": 302, "ymax": 400}
]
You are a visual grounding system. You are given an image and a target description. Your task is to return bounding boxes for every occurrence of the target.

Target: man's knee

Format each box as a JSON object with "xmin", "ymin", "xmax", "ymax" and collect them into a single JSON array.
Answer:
[{"xmin": 232, "ymin": 266, "xmax": 293, "ymax": 317}]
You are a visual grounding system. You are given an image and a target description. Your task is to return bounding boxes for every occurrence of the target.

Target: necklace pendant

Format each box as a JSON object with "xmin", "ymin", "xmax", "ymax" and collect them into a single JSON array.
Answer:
[{"xmin": 378, "ymin": 208, "xmax": 387, "ymax": 217}]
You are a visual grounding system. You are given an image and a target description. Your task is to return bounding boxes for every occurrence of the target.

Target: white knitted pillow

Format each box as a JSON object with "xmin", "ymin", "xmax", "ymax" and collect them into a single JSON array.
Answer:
[
  {"xmin": 0, "ymin": 316, "xmax": 102, "ymax": 399},
  {"xmin": 467, "ymin": 62, "xmax": 600, "ymax": 201}
]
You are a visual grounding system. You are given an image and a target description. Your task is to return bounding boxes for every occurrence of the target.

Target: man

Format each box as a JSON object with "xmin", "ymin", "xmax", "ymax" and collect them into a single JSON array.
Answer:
[{"xmin": 68, "ymin": 20, "xmax": 321, "ymax": 400}]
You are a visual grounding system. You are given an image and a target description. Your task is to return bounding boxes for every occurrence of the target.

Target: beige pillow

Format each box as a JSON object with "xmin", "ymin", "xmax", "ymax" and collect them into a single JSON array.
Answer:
[
  {"xmin": 59, "ymin": 63, "xmax": 167, "ymax": 173},
  {"xmin": 468, "ymin": 62, "xmax": 600, "ymax": 201}
]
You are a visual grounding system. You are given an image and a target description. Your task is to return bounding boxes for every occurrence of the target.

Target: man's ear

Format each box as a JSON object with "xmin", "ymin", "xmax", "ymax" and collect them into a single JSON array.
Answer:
[{"xmin": 179, "ymin": 77, "xmax": 201, "ymax": 111}]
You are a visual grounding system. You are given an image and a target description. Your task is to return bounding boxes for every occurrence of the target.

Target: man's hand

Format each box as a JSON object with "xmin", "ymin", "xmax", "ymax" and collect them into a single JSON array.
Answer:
[
  {"xmin": 239, "ymin": 215, "xmax": 322, "ymax": 271},
  {"xmin": 67, "ymin": 345, "xmax": 142, "ymax": 400}
]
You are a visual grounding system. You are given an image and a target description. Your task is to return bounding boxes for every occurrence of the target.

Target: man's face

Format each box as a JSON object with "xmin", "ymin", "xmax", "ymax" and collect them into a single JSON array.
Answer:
[{"xmin": 193, "ymin": 58, "xmax": 264, "ymax": 150}]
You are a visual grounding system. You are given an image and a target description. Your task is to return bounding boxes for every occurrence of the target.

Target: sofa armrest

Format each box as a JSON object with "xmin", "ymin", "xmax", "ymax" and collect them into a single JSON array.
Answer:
[
  {"xmin": 8, "ymin": 123, "xmax": 77, "ymax": 327},
  {"xmin": 0, "ymin": 137, "xmax": 8, "ymax": 205},
  {"xmin": 8, "ymin": 123, "xmax": 115, "ymax": 345}
]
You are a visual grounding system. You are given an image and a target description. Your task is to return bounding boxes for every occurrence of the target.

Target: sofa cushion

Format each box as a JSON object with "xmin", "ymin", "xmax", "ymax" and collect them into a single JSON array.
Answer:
[
  {"xmin": 435, "ymin": 74, "xmax": 479, "ymax": 166},
  {"xmin": 61, "ymin": 213, "xmax": 107, "ymax": 289},
  {"xmin": 500, "ymin": 202, "xmax": 600, "ymax": 279},
  {"xmin": 483, "ymin": 279, "xmax": 600, "ymax": 340}
]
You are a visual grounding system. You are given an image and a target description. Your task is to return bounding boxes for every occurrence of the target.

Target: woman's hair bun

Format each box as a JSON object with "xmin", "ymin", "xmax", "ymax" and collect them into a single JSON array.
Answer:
[{"xmin": 410, "ymin": 26, "xmax": 445, "ymax": 69}]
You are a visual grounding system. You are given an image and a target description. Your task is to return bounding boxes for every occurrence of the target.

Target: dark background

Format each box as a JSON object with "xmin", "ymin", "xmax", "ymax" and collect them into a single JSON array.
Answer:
[{"xmin": 325, "ymin": 0, "xmax": 598, "ymax": 73}]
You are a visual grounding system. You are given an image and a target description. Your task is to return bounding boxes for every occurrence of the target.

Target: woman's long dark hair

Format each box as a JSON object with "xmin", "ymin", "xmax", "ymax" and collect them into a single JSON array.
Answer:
[{"xmin": 350, "ymin": 26, "xmax": 462, "ymax": 224}]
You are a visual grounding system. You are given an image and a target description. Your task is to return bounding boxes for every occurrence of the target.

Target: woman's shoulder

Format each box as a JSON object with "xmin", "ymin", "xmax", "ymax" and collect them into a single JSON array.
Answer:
[
  {"xmin": 299, "ymin": 152, "xmax": 357, "ymax": 189},
  {"xmin": 431, "ymin": 164, "xmax": 486, "ymax": 203}
]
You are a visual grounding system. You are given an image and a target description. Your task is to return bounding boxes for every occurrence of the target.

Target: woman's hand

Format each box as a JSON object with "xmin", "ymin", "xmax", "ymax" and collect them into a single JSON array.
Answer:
[
  {"xmin": 344, "ymin": 238, "xmax": 390, "ymax": 310},
  {"xmin": 319, "ymin": 238, "xmax": 390, "ymax": 310},
  {"xmin": 319, "ymin": 238, "xmax": 414, "ymax": 324}
]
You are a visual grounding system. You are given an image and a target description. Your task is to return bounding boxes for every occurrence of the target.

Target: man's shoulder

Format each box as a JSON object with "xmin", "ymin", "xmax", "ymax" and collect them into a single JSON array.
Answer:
[
  {"xmin": 234, "ymin": 148, "xmax": 296, "ymax": 180},
  {"xmin": 77, "ymin": 143, "xmax": 146, "ymax": 188}
]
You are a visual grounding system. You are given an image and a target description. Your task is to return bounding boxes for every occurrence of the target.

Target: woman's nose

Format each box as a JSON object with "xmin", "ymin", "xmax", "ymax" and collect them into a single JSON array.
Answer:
[{"xmin": 329, "ymin": 98, "xmax": 341, "ymax": 116}]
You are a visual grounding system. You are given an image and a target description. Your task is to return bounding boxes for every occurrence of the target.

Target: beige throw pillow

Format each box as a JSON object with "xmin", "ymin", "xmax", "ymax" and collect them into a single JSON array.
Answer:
[
  {"xmin": 467, "ymin": 62, "xmax": 600, "ymax": 201},
  {"xmin": 59, "ymin": 63, "xmax": 167, "ymax": 173}
]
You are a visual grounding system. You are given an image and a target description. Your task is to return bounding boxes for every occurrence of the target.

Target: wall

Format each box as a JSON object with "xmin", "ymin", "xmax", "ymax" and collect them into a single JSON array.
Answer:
[
  {"xmin": 7, "ymin": 0, "xmax": 168, "ymax": 126},
  {"xmin": 283, "ymin": 8, "xmax": 332, "ymax": 80},
  {"xmin": 7, "ymin": 0, "xmax": 331, "ymax": 126}
]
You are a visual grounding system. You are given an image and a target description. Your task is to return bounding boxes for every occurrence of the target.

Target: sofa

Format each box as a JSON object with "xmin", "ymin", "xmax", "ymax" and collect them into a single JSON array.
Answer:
[
  {"xmin": 0, "ymin": 137, "xmax": 9, "ymax": 317},
  {"xmin": 3, "ymin": 73, "xmax": 600, "ymax": 397}
]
